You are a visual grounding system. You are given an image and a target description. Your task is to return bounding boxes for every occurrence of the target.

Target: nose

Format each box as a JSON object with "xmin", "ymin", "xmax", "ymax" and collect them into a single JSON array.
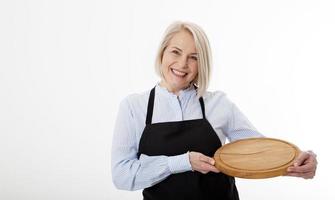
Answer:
[{"xmin": 177, "ymin": 55, "xmax": 188, "ymax": 69}]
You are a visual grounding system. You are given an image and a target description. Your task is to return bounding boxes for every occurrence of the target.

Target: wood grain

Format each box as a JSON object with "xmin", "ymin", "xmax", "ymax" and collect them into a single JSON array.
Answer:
[{"xmin": 214, "ymin": 138, "xmax": 300, "ymax": 179}]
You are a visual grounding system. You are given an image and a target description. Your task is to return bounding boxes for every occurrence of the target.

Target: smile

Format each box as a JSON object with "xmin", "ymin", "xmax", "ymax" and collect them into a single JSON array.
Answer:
[{"xmin": 171, "ymin": 69, "xmax": 187, "ymax": 77}]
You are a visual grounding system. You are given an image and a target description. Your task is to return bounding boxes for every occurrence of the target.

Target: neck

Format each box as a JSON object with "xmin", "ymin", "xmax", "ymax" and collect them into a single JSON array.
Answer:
[{"xmin": 159, "ymin": 81, "xmax": 191, "ymax": 96}]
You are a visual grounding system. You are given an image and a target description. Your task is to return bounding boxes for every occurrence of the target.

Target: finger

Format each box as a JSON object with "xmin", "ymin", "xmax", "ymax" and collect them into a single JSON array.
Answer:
[
  {"xmin": 286, "ymin": 171, "xmax": 315, "ymax": 179},
  {"xmin": 206, "ymin": 165, "xmax": 220, "ymax": 173},
  {"xmin": 199, "ymin": 155, "xmax": 215, "ymax": 165},
  {"xmin": 293, "ymin": 152, "xmax": 310, "ymax": 167},
  {"xmin": 200, "ymin": 162, "xmax": 220, "ymax": 173},
  {"xmin": 286, "ymin": 171, "xmax": 314, "ymax": 177},
  {"xmin": 288, "ymin": 153, "xmax": 317, "ymax": 173},
  {"xmin": 210, "ymin": 166, "xmax": 220, "ymax": 173},
  {"xmin": 285, "ymin": 172, "xmax": 302, "ymax": 177},
  {"xmin": 287, "ymin": 163, "xmax": 316, "ymax": 173}
]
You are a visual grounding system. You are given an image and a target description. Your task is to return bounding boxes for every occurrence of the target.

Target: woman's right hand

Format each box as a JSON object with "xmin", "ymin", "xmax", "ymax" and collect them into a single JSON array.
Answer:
[{"xmin": 189, "ymin": 151, "xmax": 220, "ymax": 174}]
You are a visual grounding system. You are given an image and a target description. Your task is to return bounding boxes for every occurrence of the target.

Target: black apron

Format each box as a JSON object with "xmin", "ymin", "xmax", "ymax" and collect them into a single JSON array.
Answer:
[{"xmin": 138, "ymin": 86, "xmax": 239, "ymax": 200}]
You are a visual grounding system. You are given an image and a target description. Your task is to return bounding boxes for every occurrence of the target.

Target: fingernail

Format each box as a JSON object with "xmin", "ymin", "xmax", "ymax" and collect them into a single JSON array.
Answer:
[
  {"xmin": 210, "ymin": 159, "xmax": 215, "ymax": 165},
  {"xmin": 294, "ymin": 162, "xmax": 298, "ymax": 167}
]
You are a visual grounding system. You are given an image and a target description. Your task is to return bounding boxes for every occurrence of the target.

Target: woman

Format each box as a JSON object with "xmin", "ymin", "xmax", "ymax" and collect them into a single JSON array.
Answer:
[{"xmin": 111, "ymin": 21, "xmax": 317, "ymax": 200}]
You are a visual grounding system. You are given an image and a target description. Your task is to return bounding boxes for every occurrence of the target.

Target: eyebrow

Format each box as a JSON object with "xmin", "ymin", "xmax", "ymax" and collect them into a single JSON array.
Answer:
[{"xmin": 171, "ymin": 46, "xmax": 198, "ymax": 55}]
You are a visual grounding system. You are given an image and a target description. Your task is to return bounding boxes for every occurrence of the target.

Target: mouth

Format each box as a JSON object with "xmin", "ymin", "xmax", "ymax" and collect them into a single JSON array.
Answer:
[{"xmin": 171, "ymin": 68, "xmax": 188, "ymax": 78}]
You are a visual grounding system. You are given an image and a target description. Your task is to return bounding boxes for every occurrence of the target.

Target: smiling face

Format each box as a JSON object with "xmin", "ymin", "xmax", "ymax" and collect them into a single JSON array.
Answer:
[{"xmin": 160, "ymin": 30, "xmax": 198, "ymax": 95}]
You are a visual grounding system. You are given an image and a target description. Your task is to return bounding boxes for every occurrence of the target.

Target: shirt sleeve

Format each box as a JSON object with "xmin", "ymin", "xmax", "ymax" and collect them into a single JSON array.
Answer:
[
  {"xmin": 111, "ymin": 97, "xmax": 192, "ymax": 191},
  {"xmin": 224, "ymin": 99, "xmax": 264, "ymax": 142}
]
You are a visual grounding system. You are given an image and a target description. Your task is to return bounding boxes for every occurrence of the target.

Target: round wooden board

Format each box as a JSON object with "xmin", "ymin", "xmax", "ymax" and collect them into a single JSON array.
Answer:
[{"xmin": 214, "ymin": 137, "xmax": 300, "ymax": 179}]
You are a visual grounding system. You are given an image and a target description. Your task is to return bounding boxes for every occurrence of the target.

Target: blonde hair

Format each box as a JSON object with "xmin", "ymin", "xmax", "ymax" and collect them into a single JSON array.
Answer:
[{"xmin": 155, "ymin": 21, "xmax": 212, "ymax": 98}]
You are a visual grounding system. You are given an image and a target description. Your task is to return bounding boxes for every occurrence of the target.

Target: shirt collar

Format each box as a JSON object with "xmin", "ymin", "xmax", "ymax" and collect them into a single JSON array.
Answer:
[{"xmin": 155, "ymin": 82, "xmax": 197, "ymax": 100}]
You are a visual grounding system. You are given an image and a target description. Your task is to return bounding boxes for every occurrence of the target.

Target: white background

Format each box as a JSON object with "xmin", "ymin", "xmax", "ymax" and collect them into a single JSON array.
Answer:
[{"xmin": 1, "ymin": 0, "xmax": 334, "ymax": 199}]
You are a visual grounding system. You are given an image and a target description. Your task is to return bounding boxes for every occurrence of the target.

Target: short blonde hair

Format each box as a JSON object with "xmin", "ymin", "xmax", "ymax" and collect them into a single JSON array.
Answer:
[{"xmin": 155, "ymin": 21, "xmax": 212, "ymax": 98}]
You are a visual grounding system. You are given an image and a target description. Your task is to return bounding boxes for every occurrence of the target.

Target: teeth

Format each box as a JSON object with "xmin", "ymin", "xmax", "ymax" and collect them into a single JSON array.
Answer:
[{"xmin": 172, "ymin": 69, "xmax": 187, "ymax": 77}]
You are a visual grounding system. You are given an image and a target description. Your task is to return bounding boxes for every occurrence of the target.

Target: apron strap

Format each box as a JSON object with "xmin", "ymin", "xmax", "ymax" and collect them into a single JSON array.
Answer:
[
  {"xmin": 199, "ymin": 97, "xmax": 206, "ymax": 119},
  {"xmin": 146, "ymin": 87, "xmax": 155, "ymax": 125},
  {"xmin": 194, "ymin": 84, "xmax": 206, "ymax": 119}
]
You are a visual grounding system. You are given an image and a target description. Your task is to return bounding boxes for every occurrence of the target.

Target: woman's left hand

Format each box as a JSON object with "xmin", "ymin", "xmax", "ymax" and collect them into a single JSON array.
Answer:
[{"xmin": 286, "ymin": 150, "xmax": 318, "ymax": 179}]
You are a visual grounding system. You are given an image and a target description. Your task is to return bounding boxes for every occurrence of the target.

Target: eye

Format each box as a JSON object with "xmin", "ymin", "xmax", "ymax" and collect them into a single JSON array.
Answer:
[
  {"xmin": 190, "ymin": 56, "xmax": 198, "ymax": 61},
  {"xmin": 171, "ymin": 50, "xmax": 180, "ymax": 55}
]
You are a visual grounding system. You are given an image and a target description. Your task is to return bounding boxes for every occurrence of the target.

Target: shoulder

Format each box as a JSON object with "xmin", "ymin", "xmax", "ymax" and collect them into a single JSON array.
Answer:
[
  {"xmin": 203, "ymin": 90, "xmax": 232, "ymax": 105},
  {"xmin": 119, "ymin": 89, "xmax": 151, "ymax": 115},
  {"xmin": 201, "ymin": 90, "xmax": 235, "ymax": 115},
  {"xmin": 203, "ymin": 90, "xmax": 226, "ymax": 99}
]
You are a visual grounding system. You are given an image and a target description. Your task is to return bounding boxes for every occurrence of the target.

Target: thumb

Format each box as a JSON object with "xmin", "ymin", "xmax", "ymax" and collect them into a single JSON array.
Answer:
[
  {"xmin": 209, "ymin": 157, "xmax": 215, "ymax": 165},
  {"xmin": 294, "ymin": 152, "xmax": 308, "ymax": 166}
]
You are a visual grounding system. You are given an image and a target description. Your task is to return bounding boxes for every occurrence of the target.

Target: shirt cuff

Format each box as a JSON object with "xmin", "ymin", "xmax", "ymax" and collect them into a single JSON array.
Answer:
[{"xmin": 167, "ymin": 152, "xmax": 192, "ymax": 174}]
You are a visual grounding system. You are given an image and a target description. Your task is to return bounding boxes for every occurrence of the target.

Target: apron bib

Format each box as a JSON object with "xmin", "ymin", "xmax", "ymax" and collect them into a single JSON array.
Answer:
[{"xmin": 138, "ymin": 87, "xmax": 239, "ymax": 200}]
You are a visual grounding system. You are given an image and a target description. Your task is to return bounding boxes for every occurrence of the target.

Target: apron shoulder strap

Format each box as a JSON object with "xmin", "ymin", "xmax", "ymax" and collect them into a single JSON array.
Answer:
[
  {"xmin": 194, "ymin": 84, "xmax": 206, "ymax": 119},
  {"xmin": 199, "ymin": 97, "xmax": 206, "ymax": 119},
  {"xmin": 146, "ymin": 87, "xmax": 155, "ymax": 125}
]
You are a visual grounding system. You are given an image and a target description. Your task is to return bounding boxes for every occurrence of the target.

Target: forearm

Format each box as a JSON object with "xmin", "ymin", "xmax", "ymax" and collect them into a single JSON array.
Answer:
[{"xmin": 111, "ymin": 152, "xmax": 192, "ymax": 191}]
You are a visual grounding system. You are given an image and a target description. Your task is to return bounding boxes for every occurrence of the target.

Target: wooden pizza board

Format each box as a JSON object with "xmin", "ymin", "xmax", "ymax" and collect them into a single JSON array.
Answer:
[{"xmin": 214, "ymin": 137, "xmax": 300, "ymax": 179}]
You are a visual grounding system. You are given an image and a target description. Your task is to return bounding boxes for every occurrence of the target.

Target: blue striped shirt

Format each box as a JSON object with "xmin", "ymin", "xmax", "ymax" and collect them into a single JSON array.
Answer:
[{"xmin": 111, "ymin": 83, "xmax": 263, "ymax": 191}]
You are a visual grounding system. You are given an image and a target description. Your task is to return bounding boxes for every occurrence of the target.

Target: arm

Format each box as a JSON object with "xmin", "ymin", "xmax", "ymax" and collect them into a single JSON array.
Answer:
[
  {"xmin": 223, "ymin": 97, "xmax": 317, "ymax": 179},
  {"xmin": 111, "ymin": 98, "xmax": 192, "ymax": 191},
  {"xmin": 225, "ymin": 100, "xmax": 264, "ymax": 141}
]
